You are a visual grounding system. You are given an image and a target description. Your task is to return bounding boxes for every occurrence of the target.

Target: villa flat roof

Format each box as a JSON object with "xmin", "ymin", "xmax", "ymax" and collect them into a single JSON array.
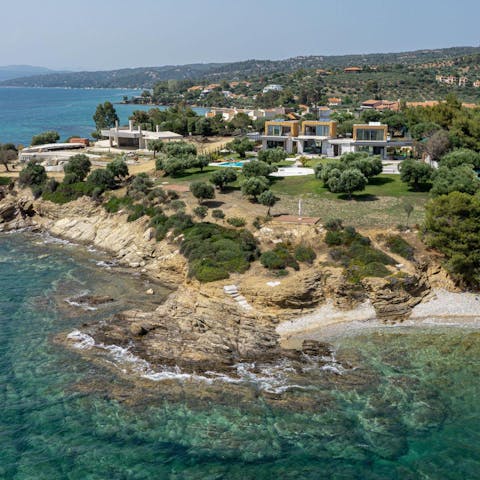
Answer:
[
  {"xmin": 101, "ymin": 129, "xmax": 182, "ymax": 140},
  {"xmin": 22, "ymin": 143, "xmax": 86, "ymax": 153}
]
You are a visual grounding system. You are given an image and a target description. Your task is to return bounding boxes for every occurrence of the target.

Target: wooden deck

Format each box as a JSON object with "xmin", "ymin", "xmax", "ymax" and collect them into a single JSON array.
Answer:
[{"xmin": 272, "ymin": 215, "xmax": 321, "ymax": 225}]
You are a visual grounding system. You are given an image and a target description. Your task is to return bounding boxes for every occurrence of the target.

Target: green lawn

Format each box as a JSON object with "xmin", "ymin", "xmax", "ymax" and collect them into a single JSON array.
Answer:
[
  {"xmin": 0, "ymin": 177, "xmax": 11, "ymax": 186},
  {"xmin": 270, "ymin": 174, "xmax": 430, "ymax": 229},
  {"xmin": 157, "ymin": 166, "xmax": 222, "ymax": 184},
  {"xmin": 271, "ymin": 174, "xmax": 429, "ymax": 199}
]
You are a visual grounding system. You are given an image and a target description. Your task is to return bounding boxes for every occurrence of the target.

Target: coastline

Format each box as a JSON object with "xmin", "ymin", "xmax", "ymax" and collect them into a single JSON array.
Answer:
[
  {"xmin": 278, "ymin": 288, "xmax": 480, "ymax": 349},
  {"xmin": 1, "ymin": 189, "xmax": 478, "ymax": 378}
]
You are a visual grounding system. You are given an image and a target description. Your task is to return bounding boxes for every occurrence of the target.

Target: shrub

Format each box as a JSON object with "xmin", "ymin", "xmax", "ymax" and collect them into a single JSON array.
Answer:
[
  {"xmin": 241, "ymin": 176, "xmax": 269, "ymax": 201},
  {"xmin": 129, "ymin": 173, "xmax": 153, "ymax": 194},
  {"xmin": 212, "ymin": 209, "xmax": 225, "ymax": 219},
  {"xmin": 325, "ymin": 230, "xmax": 344, "ymax": 246},
  {"xmin": 325, "ymin": 224, "xmax": 395, "ymax": 282},
  {"xmin": 103, "ymin": 195, "xmax": 133, "ymax": 213},
  {"xmin": 161, "ymin": 156, "xmax": 193, "ymax": 176},
  {"xmin": 86, "ymin": 169, "xmax": 116, "ymax": 193},
  {"xmin": 190, "ymin": 181, "xmax": 215, "ymax": 204},
  {"xmin": 180, "ymin": 222, "xmax": 259, "ymax": 282},
  {"xmin": 399, "ymin": 160, "xmax": 434, "ymax": 191},
  {"xmin": 194, "ymin": 205, "xmax": 208, "ymax": 219},
  {"xmin": 0, "ymin": 177, "xmax": 12, "ymax": 186},
  {"xmin": 127, "ymin": 204, "xmax": 156, "ymax": 222},
  {"xmin": 63, "ymin": 154, "xmax": 91, "ymax": 182},
  {"xmin": 325, "ymin": 218, "xmax": 344, "ymax": 231},
  {"xmin": 147, "ymin": 188, "xmax": 168, "ymax": 204},
  {"xmin": 31, "ymin": 130, "xmax": 59, "ymax": 146},
  {"xmin": 210, "ymin": 168, "xmax": 238, "ymax": 190},
  {"xmin": 228, "ymin": 137, "xmax": 254, "ymax": 158},
  {"xmin": 227, "ymin": 217, "xmax": 246, "ymax": 227},
  {"xmin": 424, "ymin": 192, "xmax": 480, "ymax": 288},
  {"xmin": 384, "ymin": 235, "xmax": 415, "ymax": 260},
  {"xmin": 257, "ymin": 148, "xmax": 288, "ymax": 164},
  {"xmin": 31, "ymin": 184, "xmax": 43, "ymax": 199},
  {"xmin": 165, "ymin": 212, "xmax": 194, "ymax": 234},
  {"xmin": 44, "ymin": 178, "xmax": 59, "ymax": 194},
  {"xmin": 190, "ymin": 262, "xmax": 230, "ymax": 282},
  {"xmin": 163, "ymin": 141, "xmax": 197, "ymax": 157},
  {"xmin": 294, "ymin": 245, "xmax": 317, "ymax": 264},
  {"xmin": 260, "ymin": 244, "xmax": 299, "ymax": 271},
  {"xmin": 252, "ymin": 217, "xmax": 262, "ymax": 229},
  {"xmin": 18, "ymin": 162, "xmax": 47, "ymax": 187},
  {"xmin": 440, "ymin": 149, "xmax": 480, "ymax": 169},
  {"xmin": 170, "ymin": 199, "xmax": 186, "ymax": 211},
  {"xmin": 431, "ymin": 165, "xmax": 480, "ymax": 196},
  {"xmin": 258, "ymin": 190, "xmax": 278, "ymax": 215},
  {"xmin": 42, "ymin": 181, "xmax": 95, "ymax": 204},
  {"xmin": 62, "ymin": 173, "xmax": 79, "ymax": 185},
  {"xmin": 107, "ymin": 158, "xmax": 129, "ymax": 180},
  {"xmin": 242, "ymin": 160, "xmax": 276, "ymax": 178}
]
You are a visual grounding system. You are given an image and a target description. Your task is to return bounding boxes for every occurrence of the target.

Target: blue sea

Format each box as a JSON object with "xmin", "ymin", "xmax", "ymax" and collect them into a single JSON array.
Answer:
[
  {"xmin": 0, "ymin": 87, "xmax": 208, "ymax": 146},
  {"xmin": 1, "ymin": 232, "xmax": 480, "ymax": 479}
]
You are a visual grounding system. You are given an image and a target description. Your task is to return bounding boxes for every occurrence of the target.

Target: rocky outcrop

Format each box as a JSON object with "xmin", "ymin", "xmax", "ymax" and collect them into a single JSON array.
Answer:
[
  {"xmin": 366, "ymin": 273, "xmax": 430, "ymax": 323},
  {"xmin": 92, "ymin": 286, "xmax": 281, "ymax": 372},
  {"xmin": 241, "ymin": 269, "xmax": 325, "ymax": 310}
]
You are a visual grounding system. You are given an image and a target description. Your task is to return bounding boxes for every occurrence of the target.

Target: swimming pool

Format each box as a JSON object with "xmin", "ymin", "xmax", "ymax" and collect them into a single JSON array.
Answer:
[{"xmin": 216, "ymin": 160, "xmax": 249, "ymax": 168}]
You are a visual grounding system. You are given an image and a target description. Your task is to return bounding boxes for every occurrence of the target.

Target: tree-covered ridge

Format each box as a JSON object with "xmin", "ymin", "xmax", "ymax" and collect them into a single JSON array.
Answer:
[{"xmin": 2, "ymin": 46, "xmax": 480, "ymax": 89}]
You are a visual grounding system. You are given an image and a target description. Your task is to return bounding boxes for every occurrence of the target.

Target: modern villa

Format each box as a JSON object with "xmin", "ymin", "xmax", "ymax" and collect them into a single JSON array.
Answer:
[
  {"xmin": 100, "ymin": 121, "xmax": 183, "ymax": 149},
  {"xmin": 295, "ymin": 120, "xmax": 338, "ymax": 155},
  {"xmin": 260, "ymin": 120, "xmax": 412, "ymax": 158},
  {"xmin": 328, "ymin": 122, "xmax": 412, "ymax": 158},
  {"xmin": 260, "ymin": 120, "xmax": 300, "ymax": 153}
]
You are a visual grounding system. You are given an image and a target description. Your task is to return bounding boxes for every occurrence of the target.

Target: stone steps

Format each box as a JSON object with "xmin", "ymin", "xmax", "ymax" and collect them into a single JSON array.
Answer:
[{"xmin": 223, "ymin": 285, "xmax": 253, "ymax": 311}]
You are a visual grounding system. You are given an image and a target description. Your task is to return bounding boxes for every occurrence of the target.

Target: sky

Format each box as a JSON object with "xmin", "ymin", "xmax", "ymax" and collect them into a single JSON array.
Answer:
[{"xmin": 1, "ymin": 0, "xmax": 479, "ymax": 71}]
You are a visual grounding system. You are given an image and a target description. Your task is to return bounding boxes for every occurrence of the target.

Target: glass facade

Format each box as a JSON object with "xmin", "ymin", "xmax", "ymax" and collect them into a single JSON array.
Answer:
[
  {"xmin": 315, "ymin": 125, "xmax": 330, "ymax": 136},
  {"xmin": 356, "ymin": 128, "xmax": 385, "ymax": 141},
  {"xmin": 267, "ymin": 125, "xmax": 291, "ymax": 136},
  {"xmin": 304, "ymin": 124, "xmax": 330, "ymax": 137}
]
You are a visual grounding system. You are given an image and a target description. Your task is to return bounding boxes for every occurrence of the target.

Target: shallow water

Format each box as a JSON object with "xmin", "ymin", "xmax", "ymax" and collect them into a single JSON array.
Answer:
[{"xmin": 1, "ymin": 233, "xmax": 480, "ymax": 479}]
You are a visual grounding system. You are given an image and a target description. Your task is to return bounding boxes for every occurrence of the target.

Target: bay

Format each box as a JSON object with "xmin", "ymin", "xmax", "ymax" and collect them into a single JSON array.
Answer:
[{"xmin": 0, "ymin": 87, "xmax": 208, "ymax": 146}]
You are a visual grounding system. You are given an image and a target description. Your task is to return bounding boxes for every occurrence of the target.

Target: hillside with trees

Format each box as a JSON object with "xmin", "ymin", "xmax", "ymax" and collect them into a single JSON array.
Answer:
[{"xmin": 2, "ymin": 46, "xmax": 480, "ymax": 90}]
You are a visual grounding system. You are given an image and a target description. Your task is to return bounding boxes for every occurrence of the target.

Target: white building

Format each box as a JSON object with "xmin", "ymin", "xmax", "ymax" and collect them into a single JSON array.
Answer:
[
  {"xmin": 101, "ymin": 121, "xmax": 183, "ymax": 149},
  {"xmin": 262, "ymin": 84, "xmax": 284, "ymax": 94}
]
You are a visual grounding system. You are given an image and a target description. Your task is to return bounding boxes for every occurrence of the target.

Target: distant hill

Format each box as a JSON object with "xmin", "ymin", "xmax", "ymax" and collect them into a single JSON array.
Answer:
[
  {"xmin": 0, "ymin": 65, "xmax": 65, "ymax": 82},
  {"xmin": 2, "ymin": 47, "xmax": 480, "ymax": 88}
]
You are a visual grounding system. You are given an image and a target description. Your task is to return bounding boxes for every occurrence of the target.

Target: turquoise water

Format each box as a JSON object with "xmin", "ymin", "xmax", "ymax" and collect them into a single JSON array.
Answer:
[
  {"xmin": 0, "ymin": 88, "xmax": 208, "ymax": 146},
  {"xmin": 1, "ymin": 233, "xmax": 480, "ymax": 478}
]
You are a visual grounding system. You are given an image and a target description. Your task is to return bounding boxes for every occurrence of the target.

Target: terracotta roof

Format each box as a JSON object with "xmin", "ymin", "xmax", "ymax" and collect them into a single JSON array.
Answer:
[{"xmin": 362, "ymin": 99, "xmax": 381, "ymax": 106}]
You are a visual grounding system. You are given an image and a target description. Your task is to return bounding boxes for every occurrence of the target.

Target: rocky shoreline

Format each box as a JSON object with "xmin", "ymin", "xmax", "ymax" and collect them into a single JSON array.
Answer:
[{"xmin": 0, "ymin": 188, "xmax": 473, "ymax": 378}]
